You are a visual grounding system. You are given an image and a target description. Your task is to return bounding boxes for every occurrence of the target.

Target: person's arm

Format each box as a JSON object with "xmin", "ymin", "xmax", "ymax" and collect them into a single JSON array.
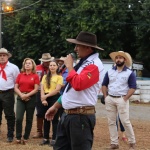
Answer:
[
  {"xmin": 45, "ymin": 101, "xmax": 62, "ymax": 121},
  {"xmin": 41, "ymin": 84, "xmax": 48, "ymax": 106},
  {"xmin": 14, "ymin": 84, "xmax": 24, "ymax": 98},
  {"xmin": 66, "ymin": 64, "xmax": 99, "ymax": 91},
  {"xmin": 102, "ymin": 86, "xmax": 108, "ymax": 99},
  {"xmin": 25, "ymin": 84, "xmax": 39, "ymax": 97},
  {"xmin": 123, "ymin": 71, "xmax": 136, "ymax": 101},
  {"xmin": 101, "ymin": 72, "xmax": 109, "ymax": 98},
  {"xmin": 123, "ymin": 88, "xmax": 136, "ymax": 101}
]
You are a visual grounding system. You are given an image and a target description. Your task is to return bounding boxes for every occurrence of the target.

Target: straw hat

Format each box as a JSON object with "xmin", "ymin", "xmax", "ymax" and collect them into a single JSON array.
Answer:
[
  {"xmin": 66, "ymin": 31, "xmax": 104, "ymax": 50},
  {"xmin": 39, "ymin": 53, "xmax": 54, "ymax": 62},
  {"xmin": 0, "ymin": 48, "xmax": 12, "ymax": 58},
  {"xmin": 55, "ymin": 56, "xmax": 66, "ymax": 62},
  {"xmin": 109, "ymin": 51, "xmax": 132, "ymax": 67}
]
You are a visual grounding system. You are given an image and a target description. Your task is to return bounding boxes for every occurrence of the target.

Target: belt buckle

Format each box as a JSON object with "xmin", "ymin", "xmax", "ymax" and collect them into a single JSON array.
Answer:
[{"xmin": 78, "ymin": 107, "xmax": 85, "ymax": 114}]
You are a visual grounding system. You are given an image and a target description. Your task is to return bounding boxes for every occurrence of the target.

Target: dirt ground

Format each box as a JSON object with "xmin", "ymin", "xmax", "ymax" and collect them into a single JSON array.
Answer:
[{"xmin": 0, "ymin": 101, "xmax": 150, "ymax": 150}]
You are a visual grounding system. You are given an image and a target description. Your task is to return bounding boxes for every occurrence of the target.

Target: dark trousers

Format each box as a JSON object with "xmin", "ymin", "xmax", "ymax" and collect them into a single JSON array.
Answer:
[
  {"xmin": 15, "ymin": 95, "xmax": 36, "ymax": 140},
  {"xmin": 41, "ymin": 94, "xmax": 60, "ymax": 140},
  {"xmin": 0, "ymin": 104, "xmax": 3, "ymax": 125},
  {"xmin": 35, "ymin": 91, "xmax": 45, "ymax": 118},
  {"xmin": 116, "ymin": 115, "xmax": 125, "ymax": 132},
  {"xmin": 54, "ymin": 113, "xmax": 96, "ymax": 150},
  {"xmin": 0, "ymin": 91, "xmax": 15, "ymax": 138}
]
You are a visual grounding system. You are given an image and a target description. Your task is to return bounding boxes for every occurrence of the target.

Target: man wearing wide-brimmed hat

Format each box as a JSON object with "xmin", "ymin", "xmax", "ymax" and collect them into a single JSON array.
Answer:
[
  {"xmin": 0, "ymin": 48, "xmax": 20, "ymax": 142},
  {"xmin": 33, "ymin": 53, "xmax": 54, "ymax": 138},
  {"xmin": 55, "ymin": 56, "xmax": 68, "ymax": 88},
  {"xmin": 102, "ymin": 51, "xmax": 136, "ymax": 150},
  {"xmin": 45, "ymin": 31, "xmax": 105, "ymax": 150}
]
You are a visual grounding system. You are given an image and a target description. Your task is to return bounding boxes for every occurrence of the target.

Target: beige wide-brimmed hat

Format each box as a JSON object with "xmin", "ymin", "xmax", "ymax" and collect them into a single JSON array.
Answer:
[
  {"xmin": 109, "ymin": 51, "xmax": 132, "ymax": 67},
  {"xmin": 39, "ymin": 53, "xmax": 54, "ymax": 62},
  {"xmin": 66, "ymin": 31, "xmax": 104, "ymax": 50},
  {"xmin": 0, "ymin": 48, "xmax": 12, "ymax": 58},
  {"xmin": 55, "ymin": 56, "xmax": 66, "ymax": 62}
]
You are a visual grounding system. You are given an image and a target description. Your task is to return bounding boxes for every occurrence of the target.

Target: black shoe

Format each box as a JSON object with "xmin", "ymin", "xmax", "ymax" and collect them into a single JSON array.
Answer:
[
  {"xmin": 49, "ymin": 140, "xmax": 56, "ymax": 146},
  {"xmin": 39, "ymin": 139, "xmax": 50, "ymax": 146},
  {"xmin": 7, "ymin": 137, "xmax": 13, "ymax": 143}
]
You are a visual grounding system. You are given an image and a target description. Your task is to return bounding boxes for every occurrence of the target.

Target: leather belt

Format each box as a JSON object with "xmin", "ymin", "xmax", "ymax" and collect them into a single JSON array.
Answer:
[
  {"xmin": 64, "ymin": 106, "xmax": 95, "ymax": 115},
  {"xmin": 109, "ymin": 95, "xmax": 125, "ymax": 98},
  {"xmin": 0, "ymin": 89, "xmax": 14, "ymax": 93}
]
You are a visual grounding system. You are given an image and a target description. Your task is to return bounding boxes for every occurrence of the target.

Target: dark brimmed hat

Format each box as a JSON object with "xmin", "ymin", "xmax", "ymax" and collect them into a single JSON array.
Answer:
[
  {"xmin": 0, "ymin": 48, "xmax": 12, "ymax": 58},
  {"xmin": 66, "ymin": 31, "xmax": 104, "ymax": 50},
  {"xmin": 39, "ymin": 53, "xmax": 54, "ymax": 62}
]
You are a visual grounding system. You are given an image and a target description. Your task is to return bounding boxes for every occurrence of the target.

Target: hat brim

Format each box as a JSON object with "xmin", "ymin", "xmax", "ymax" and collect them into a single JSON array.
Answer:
[
  {"xmin": 39, "ymin": 57, "xmax": 55, "ymax": 62},
  {"xmin": 55, "ymin": 59, "xmax": 64, "ymax": 62},
  {"xmin": 0, "ymin": 52, "xmax": 12, "ymax": 58},
  {"xmin": 109, "ymin": 52, "xmax": 132, "ymax": 67},
  {"xmin": 66, "ymin": 39, "xmax": 104, "ymax": 50}
]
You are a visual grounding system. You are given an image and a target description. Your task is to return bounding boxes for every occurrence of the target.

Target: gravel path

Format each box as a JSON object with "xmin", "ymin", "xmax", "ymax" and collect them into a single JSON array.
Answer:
[{"xmin": 95, "ymin": 100, "xmax": 150, "ymax": 121}]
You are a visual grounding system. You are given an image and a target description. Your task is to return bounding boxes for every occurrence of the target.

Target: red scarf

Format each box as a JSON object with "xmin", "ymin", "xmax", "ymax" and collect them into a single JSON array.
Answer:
[{"xmin": 0, "ymin": 61, "xmax": 8, "ymax": 81}]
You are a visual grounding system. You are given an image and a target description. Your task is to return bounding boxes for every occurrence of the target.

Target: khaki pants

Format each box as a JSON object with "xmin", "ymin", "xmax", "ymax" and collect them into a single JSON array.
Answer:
[{"xmin": 105, "ymin": 95, "xmax": 136, "ymax": 145}]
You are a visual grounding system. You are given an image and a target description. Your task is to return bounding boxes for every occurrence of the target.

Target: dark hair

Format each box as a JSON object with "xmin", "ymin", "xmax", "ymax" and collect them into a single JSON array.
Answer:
[{"xmin": 45, "ymin": 60, "xmax": 59, "ymax": 89}]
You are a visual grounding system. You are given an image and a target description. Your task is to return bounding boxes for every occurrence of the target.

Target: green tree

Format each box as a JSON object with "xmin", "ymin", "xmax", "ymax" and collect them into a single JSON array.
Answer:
[{"xmin": 2, "ymin": 0, "xmax": 150, "ymax": 72}]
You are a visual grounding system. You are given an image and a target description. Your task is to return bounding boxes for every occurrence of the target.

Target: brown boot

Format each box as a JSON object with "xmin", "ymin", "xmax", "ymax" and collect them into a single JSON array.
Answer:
[
  {"xmin": 107, "ymin": 144, "xmax": 119, "ymax": 149},
  {"xmin": 129, "ymin": 143, "xmax": 136, "ymax": 150},
  {"xmin": 33, "ymin": 117, "xmax": 44, "ymax": 138}
]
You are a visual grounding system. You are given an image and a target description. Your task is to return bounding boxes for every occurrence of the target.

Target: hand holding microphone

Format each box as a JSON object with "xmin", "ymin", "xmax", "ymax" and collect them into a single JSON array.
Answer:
[{"xmin": 58, "ymin": 53, "xmax": 76, "ymax": 73}]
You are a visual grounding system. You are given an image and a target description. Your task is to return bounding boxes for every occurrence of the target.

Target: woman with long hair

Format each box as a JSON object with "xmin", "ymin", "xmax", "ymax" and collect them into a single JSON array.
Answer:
[
  {"xmin": 14, "ymin": 58, "xmax": 40, "ymax": 144},
  {"xmin": 40, "ymin": 60, "xmax": 63, "ymax": 146}
]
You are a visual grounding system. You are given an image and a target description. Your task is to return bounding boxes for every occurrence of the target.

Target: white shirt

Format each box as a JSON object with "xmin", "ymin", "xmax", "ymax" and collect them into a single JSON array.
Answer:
[
  {"xmin": 0, "ymin": 61, "xmax": 20, "ymax": 90},
  {"xmin": 62, "ymin": 53, "xmax": 105, "ymax": 109}
]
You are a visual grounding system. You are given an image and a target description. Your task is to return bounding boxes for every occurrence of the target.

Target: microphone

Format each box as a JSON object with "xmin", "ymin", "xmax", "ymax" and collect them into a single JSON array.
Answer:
[{"xmin": 58, "ymin": 53, "xmax": 76, "ymax": 73}]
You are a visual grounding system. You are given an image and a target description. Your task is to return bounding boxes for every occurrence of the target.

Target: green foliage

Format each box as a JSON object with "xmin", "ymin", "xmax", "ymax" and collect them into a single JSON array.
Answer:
[{"xmin": 2, "ymin": 0, "xmax": 150, "ymax": 71}]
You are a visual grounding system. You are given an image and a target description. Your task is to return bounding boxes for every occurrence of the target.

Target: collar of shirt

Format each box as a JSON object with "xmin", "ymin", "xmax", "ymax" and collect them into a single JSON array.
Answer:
[
  {"xmin": 113, "ymin": 65, "xmax": 128, "ymax": 71},
  {"xmin": 23, "ymin": 72, "xmax": 33, "ymax": 75}
]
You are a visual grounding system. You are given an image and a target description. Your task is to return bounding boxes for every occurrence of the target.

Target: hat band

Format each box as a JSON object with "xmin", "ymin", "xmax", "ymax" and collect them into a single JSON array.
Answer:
[{"xmin": 42, "ymin": 58, "xmax": 51, "ymax": 60}]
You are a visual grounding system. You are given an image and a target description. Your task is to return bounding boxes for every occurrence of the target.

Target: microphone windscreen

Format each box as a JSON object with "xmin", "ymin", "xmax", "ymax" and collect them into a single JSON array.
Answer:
[{"xmin": 70, "ymin": 53, "xmax": 76, "ymax": 60}]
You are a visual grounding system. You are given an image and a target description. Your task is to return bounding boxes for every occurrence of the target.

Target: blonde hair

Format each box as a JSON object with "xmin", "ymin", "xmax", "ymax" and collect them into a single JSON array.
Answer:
[{"xmin": 21, "ymin": 58, "xmax": 36, "ymax": 73}]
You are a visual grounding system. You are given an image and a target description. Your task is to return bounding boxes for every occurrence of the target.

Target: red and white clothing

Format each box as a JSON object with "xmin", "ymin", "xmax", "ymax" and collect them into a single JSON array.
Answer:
[
  {"xmin": 15, "ymin": 73, "xmax": 40, "ymax": 92},
  {"xmin": 36, "ymin": 64, "xmax": 49, "ymax": 81},
  {"xmin": 62, "ymin": 53, "xmax": 105, "ymax": 109},
  {"xmin": 0, "ymin": 61, "xmax": 20, "ymax": 90}
]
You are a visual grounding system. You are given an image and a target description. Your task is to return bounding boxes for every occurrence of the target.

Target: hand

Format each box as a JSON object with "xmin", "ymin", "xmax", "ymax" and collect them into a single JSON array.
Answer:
[
  {"xmin": 123, "ymin": 96, "xmax": 128, "ymax": 101},
  {"xmin": 42, "ymin": 100, "xmax": 48, "ymax": 106},
  {"xmin": 64, "ymin": 54, "xmax": 74, "ymax": 70},
  {"xmin": 24, "ymin": 97, "xmax": 30, "ymax": 101},
  {"xmin": 41, "ymin": 94, "xmax": 48, "ymax": 101},
  {"xmin": 45, "ymin": 106, "xmax": 58, "ymax": 121},
  {"xmin": 21, "ymin": 93, "xmax": 30, "ymax": 101}
]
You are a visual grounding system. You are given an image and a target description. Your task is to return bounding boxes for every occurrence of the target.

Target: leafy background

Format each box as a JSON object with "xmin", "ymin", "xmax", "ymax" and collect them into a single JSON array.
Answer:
[{"xmin": 2, "ymin": 0, "xmax": 150, "ymax": 74}]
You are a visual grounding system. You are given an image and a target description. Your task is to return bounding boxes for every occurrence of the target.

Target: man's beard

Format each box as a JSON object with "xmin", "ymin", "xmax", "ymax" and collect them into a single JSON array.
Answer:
[{"xmin": 116, "ymin": 61, "xmax": 125, "ymax": 67}]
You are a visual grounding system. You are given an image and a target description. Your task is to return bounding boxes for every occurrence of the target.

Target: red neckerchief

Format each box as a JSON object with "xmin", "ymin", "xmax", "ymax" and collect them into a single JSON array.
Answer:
[{"xmin": 0, "ymin": 61, "xmax": 8, "ymax": 81}]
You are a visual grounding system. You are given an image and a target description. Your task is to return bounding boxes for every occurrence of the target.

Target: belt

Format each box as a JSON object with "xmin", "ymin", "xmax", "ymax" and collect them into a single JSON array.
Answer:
[
  {"xmin": 109, "ymin": 95, "xmax": 125, "ymax": 98},
  {"xmin": 0, "ymin": 89, "xmax": 14, "ymax": 93},
  {"xmin": 64, "ymin": 106, "xmax": 95, "ymax": 115}
]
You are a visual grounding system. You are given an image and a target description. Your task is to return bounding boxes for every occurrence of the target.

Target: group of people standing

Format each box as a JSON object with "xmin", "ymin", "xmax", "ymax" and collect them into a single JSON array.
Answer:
[{"xmin": 0, "ymin": 31, "xmax": 136, "ymax": 150}]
